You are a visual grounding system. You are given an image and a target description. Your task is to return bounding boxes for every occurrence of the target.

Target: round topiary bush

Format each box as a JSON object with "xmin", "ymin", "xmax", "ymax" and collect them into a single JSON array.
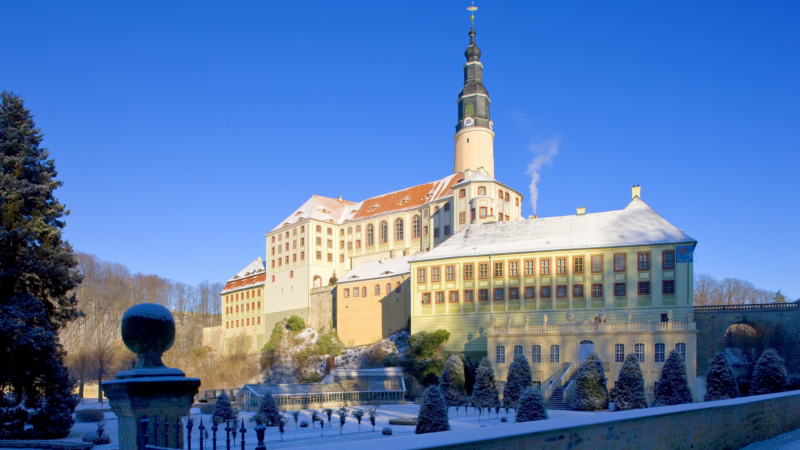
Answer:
[
  {"xmin": 382, "ymin": 427, "xmax": 393, "ymax": 435},
  {"xmin": 199, "ymin": 403, "xmax": 215, "ymax": 414},
  {"xmin": 300, "ymin": 420, "xmax": 309, "ymax": 428},
  {"xmin": 82, "ymin": 430, "xmax": 111, "ymax": 444},
  {"xmin": 500, "ymin": 417, "xmax": 507, "ymax": 422},
  {"xmin": 75, "ymin": 409, "xmax": 105, "ymax": 423}
]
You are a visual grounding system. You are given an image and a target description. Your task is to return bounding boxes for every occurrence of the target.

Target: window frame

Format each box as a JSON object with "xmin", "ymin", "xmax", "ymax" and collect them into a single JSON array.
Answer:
[
  {"xmin": 493, "ymin": 261, "xmax": 504, "ymax": 278},
  {"xmin": 459, "ymin": 211, "xmax": 466, "ymax": 224},
  {"xmin": 459, "ymin": 188, "xmax": 466, "ymax": 198},
  {"xmin": 634, "ymin": 343, "xmax": 645, "ymax": 362},
  {"xmin": 417, "ymin": 268, "xmax": 426, "ymax": 283},
  {"xmin": 556, "ymin": 285, "xmax": 568, "ymax": 298},
  {"xmin": 448, "ymin": 290, "xmax": 459, "ymax": 303},
  {"xmin": 445, "ymin": 265, "xmax": 455, "ymax": 281},
  {"xmin": 675, "ymin": 342, "xmax": 686, "ymax": 361},
  {"xmin": 394, "ymin": 218, "xmax": 404, "ymax": 242},
  {"xmin": 662, "ymin": 250, "xmax": 676, "ymax": 270},
  {"xmin": 615, "ymin": 343, "xmax": 625, "ymax": 363},
  {"xmin": 524, "ymin": 286, "xmax": 536, "ymax": 300},
  {"xmin": 496, "ymin": 346, "xmax": 506, "ymax": 364},
  {"xmin": 375, "ymin": 284, "xmax": 381, "ymax": 296},
  {"xmin": 431, "ymin": 266, "xmax": 441, "ymax": 282},
  {"xmin": 524, "ymin": 258, "xmax": 536, "ymax": 276},
  {"xmin": 479, "ymin": 207, "xmax": 488, "ymax": 218},
  {"xmin": 540, "ymin": 258, "xmax": 552, "ymax": 275},
  {"xmin": 532, "ymin": 345, "xmax": 541, "ymax": 364},
  {"xmin": 412, "ymin": 215, "xmax": 421, "ymax": 239},
  {"xmin": 614, "ymin": 253, "xmax": 626, "ymax": 272},
  {"xmin": 573, "ymin": 256, "xmax": 585, "ymax": 274},
  {"xmin": 478, "ymin": 186, "xmax": 486, "ymax": 196},
  {"xmin": 509, "ymin": 287, "xmax": 520, "ymax": 300},
  {"xmin": 573, "ymin": 284, "xmax": 584, "ymax": 298},
  {"xmin": 379, "ymin": 221, "xmax": 388, "ymax": 244},
  {"xmin": 435, "ymin": 291, "xmax": 445, "ymax": 304},
  {"xmin": 591, "ymin": 255, "xmax": 603, "ymax": 273},
  {"xmin": 494, "ymin": 288, "xmax": 505, "ymax": 301},
  {"xmin": 556, "ymin": 257, "xmax": 567, "ymax": 275},
  {"xmin": 638, "ymin": 281, "xmax": 651, "ymax": 296},
  {"xmin": 655, "ymin": 343, "xmax": 666, "ymax": 363},
  {"xmin": 638, "ymin": 252, "xmax": 651, "ymax": 271},
  {"xmin": 540, "ymin": 285, "xmax": 552, "ymax": 299},
  {"xmin": 549, "ymin": 345, "xmax": 560, "ymax": 364},
  {"xmin": 663, "ymin": 279, "xmax": 676, "ymax": 295},
  {"xmin": 421, "ymin": 292, "xmax": 431, "ymax": 304},
  {"xmin": 463, "ymin": 289, "xmax": 474, "ymax": 302},
  {"xmin": 591, "ymin": 283, "xmax": 603, "ymax": 298},
  {"xmin": 478, "ymin": 262, "xmax": 489, "ymax": 279},
  {"xmin": 614, "ymin": 282, "xmax": 626, "ymax": 297},
  {"xmin": 366, "ymin": 224, "xmax": 375, "ymax": 246},
  {"xmin": 478, "ymin": 289, "xmax": 489, "ymax": 302},
  {"xmin": 464, "ymin": 263, "xmax": 474, "ymax": 280},
  {"xmin": 509, "ymin": 260, "xmax": 519, "ymax": 277}
]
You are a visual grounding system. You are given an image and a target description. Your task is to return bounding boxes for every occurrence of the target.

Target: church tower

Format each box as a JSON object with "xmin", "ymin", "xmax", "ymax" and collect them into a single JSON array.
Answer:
[{"xmin": 453, "ymin": 26, "xmax": 495, "ymax": 178}]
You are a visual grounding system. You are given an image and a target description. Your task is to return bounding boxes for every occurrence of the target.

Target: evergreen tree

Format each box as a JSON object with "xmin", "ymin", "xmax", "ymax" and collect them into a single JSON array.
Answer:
[
  {"xmin": 704, "ymin": 352, "xmax": 739, "ymax": 401},
  {"xmin": 439, "ymin": 355, "xmax": 466, "ymax": 410},
  {"xmin": 615, "ymin": 355, "xmax": 647, "ymax": 411},
  {"xmin": 252, "ymin": 393, "xmax": 281, "ymax": 426},
  {"xmin": 471, "ymin": 357, "xmax": 499, "ymax": 409},
  {"xmin": 415, "ymin": 386, "xmax": 449, "ymax": 434},
  {"xmin": 503, "ymin": 354, "xmax": 532, "ymax": 409},
  {"xmin": 0, "ymin": 91, "xmax": 81, "ymax": 438},
  {"xmin": 570, "ymin": 353, "xmax": 609, "ymax": 411},
  {"xmin": 514, "ymin": 387, "xmax": 548, "ymax": 422},
  {"xmin": 751, "ymin": 348, "xmax": 787, "ymax": 396},
  {"xmin": 653, "ymin": 350, "xmax": 693, "ymax": 407},
  {"xmin": 211, "ymin": 392, "xmax": 238, "ymax": 424}
]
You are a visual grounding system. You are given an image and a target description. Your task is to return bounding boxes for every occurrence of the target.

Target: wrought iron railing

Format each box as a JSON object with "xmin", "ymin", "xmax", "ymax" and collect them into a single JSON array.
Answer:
[{"xmin": 693, "ymin": 303, "xmax": 797, "ymax": 312}]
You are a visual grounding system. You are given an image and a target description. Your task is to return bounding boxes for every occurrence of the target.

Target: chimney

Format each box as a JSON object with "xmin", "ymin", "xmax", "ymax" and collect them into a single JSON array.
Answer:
[
  {"xmin": 631, "ymin": 185, "xmax": 641, "ymax": 199},
  {"xmin": 338, "ymin": 196, "xmax": 343, "ymax": 202},
  {"xmin": 529, "ymin": 215, "xmax": 538, "ymax": 220},
  {"xmin": 576, "ymin": 207, "xmax": 586, "ymax": 215},
  {"xmin": 464, "ymin": 168, "xmax": 471, "ymax": 178}
]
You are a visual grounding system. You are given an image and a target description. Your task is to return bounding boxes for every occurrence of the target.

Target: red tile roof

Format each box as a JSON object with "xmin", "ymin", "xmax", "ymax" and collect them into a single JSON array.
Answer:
[{"xmin": 350, "ymin": 174, "xmax": 462, "ymax": 221}]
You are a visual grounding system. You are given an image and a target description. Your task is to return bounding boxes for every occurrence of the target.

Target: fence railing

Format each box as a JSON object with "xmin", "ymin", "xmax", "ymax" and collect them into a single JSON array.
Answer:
[
  {"xmin": 197, "ymin": 389, "xmax": 239, "ymax": 402},
  {"xmin": 490, "ymin": 321, "xmax": 695, "ymax": 335},
  {"xmin": 693, "ymin": 303, "xmax": 798, "ymax": 312},
  {"xmin": 139, "ymin": 416, "xmax": 267, "ymax": 450}
]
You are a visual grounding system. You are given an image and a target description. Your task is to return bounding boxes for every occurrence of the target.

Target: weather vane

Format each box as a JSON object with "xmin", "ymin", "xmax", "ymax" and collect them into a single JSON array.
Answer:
[{"xmin": 467, "ymin": 3, "xmax": 477, "ymax": 27}]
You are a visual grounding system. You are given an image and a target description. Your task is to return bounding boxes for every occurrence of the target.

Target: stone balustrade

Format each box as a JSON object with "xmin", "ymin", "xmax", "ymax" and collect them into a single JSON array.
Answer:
[{"xmin": 485, "ymin": 321, "xmax": 696, "ymax": 335}]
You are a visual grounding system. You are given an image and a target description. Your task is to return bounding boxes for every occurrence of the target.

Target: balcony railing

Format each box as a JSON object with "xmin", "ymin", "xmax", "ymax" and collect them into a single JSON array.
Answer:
[
  {"xmin": 693, "ymin": 302, "xmax": 797, "ymax": 312},
  {"xmin": 486, "ymin": 321, "xmax": 696, "ymax": 336}
]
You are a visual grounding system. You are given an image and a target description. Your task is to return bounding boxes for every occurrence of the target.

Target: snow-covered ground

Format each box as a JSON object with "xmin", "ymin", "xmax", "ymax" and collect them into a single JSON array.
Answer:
[{"xmin": 740, "ymin": 429, "xmax": 800, "ymax": 450}]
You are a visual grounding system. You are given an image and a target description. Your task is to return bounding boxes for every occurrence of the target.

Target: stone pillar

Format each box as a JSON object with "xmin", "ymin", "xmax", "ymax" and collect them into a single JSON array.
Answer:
[{"xmin": 102, "ymin": 304, "xmax": 201, "ymax": 450}]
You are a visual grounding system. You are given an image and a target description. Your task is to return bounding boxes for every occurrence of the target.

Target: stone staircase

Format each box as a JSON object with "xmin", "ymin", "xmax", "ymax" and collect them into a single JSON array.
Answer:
[{"xmin": 546, "ymin": 370, "xmax": 580, "ymax": 411}]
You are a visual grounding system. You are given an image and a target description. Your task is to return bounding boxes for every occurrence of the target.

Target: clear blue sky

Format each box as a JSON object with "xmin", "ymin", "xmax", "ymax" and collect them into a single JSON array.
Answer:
[{"xmin": 2, "ymin": 2, "xmax": 798, "ymax": 298}]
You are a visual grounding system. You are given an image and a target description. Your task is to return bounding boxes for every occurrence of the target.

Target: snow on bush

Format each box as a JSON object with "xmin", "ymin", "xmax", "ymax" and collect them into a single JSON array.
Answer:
[
  {"xmin": 251, "ymin": 394, "xmax": 281, "ymax": 426},
  {"xmin": 415, "ymin": 385, "xmax": 450, "ymax": 434},
  {"xmin": 472, "ymin": 357, "xmax": 499, "ymax": 409},
  {"xmin": 439, "ymin": 355, "xmax": 466, "ymax": 408},
  {"xmin": 211, "ymin": 392, "xmax": 238, "ymax": 424},
  {"xmin": 615, "ymin": 355, "xmax": 647, "ymax": 411},
  {"xmin": 751, "ymin": 348, "xmax": 788, "ymax": 396},
  {"xmin": 335, "ymin": 338, "xmax": 397, "ymax": 370},
  {"xmin": 515, "ymin": 387, "xmax": 548, "ymax": 422},
  {"xmin": 704, "ymin": 352, "xmax": 739, "ymax": 401},
  {"xmin": 653, "ymin": 350, "xmax": 692, "ymax": 407},
  {"xmin": 503, "ymin": 354, "xmax": 532, "ymax": 409},
  {"xmin": 570, "ymin": 353, "xmax": 609, "ymax": 411}
]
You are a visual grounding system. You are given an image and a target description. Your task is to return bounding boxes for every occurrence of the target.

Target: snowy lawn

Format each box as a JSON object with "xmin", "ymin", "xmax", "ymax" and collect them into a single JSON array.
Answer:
[
  {"xmin": 60, "ymin": 402, "xmax": 602, "ymax": 449},
  {"xmin": 740, "ymin": 429, "xmax": 800, "ymax": 450}
]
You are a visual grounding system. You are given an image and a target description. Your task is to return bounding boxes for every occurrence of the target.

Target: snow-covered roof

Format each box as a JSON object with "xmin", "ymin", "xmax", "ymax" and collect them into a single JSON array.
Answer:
[
  {"xmin": 221, "ymin": 258, "xmax": 266, "ymax": 293},
  {"xmin": 411, "ymin": 198, "xmax": 697, "ymax": 262},
  {"xmin": 227, "ymin": 258, "xmax": 266, "ymax": 282},
  {"xmin": 340, "ymin": 256, "xmax": 413, "ymax": 283},
  {"xmin": 271, "ymin": 195, "xmax": 356, "ymax": 232}
]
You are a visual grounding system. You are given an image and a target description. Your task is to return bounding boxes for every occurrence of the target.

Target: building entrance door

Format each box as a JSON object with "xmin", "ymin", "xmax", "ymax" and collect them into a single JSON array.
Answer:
[{"xmin": 579, "ymin": 340, "xmax": 595, "ymax": 364}]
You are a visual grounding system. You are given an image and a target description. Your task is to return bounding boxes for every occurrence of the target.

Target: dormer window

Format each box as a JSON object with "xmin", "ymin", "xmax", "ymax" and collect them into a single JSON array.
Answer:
[
  {"xmin": 295, "ymin": 211, "xmax": 303, "ymax": 216},
  {"xmin": 398, "ymin": 198, "xmax": 409, "ymax": 205},
  {"xmin": 318, "ymin": 208, "xmax": 331, "ymax": 214}
]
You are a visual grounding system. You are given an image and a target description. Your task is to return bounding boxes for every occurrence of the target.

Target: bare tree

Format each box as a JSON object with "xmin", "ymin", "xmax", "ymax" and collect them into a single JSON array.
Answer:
[{"xmin": 694, "ymin": 274, "xmax": 777, "ymax": 306}]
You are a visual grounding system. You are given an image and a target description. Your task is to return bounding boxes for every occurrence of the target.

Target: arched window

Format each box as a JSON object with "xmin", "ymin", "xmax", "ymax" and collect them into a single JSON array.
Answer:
[
  {"xmin": 514, "ymin": 345, "xmax": 523, "ymax": 357},
  {"xmin": 478, "ymin": 187, "xmax": 486, "ymax": 196},
  {"xmin": 353, "ymin": 287, "xmax": 360, "ymax": 297},
  {"xmin": 379, "ymin": 221, "xmax": 388, "ymax": 244},
  {"xmin": 459, "ymin": 189, "xmax": 466, "ymax": 198},
  {"xmin": 362, "ymin": 287, "xmax": 367, "ymax": 297},
  {"xmin": 366, "ymin": 224, "xmax": 374, "ymax": 246},
  {"xmin": 634, "ymin": 343, "xmax": 645, "ymax": 362},
  {"xmin": 498, "ymin": 189, "xmax": 503, "ymax": 199},
  {"xmin": 313, "ymin": 275, "xmax": 322, "ymax": 288},
  {"xmin": 505, "ymin": 193, "xmax": 510, "ymax": 202},
  {"xmin": 396, "ymin": 281, "xmax": 401, "ymax": 293},
  {"xmin": 615, "ymin": 343, "xmax": 625, "ymax": 362},
  {"xmin": 655, "ymin": 343, "xmax": 666, "ymax": 362},
  {"xmin": 375, "ymin": 284, "xmax": 381, "ymax": 296},
  {"xmin": 394, "ymin": 218, "xmax": 403, "ymax": 241},
  {"xmin": 386, "ymin": 283, "xmax": 392, "ymax": 295},
  {"xmin": 550, "ymin": 345, "xmax": 560, "ymax": 363},
  {"xmin": 496, "ymin": 346, "xmax": 506, "ymax": 364},
  {"xmin": 675, "ymin": 342, "xmax": 686, "ymax": 361},
  {"xmin": 532, "ymin": 345, "xmax": 541, "ymax": 363},
  {"xmin": 356, "ymin": 225, "xmax": 361, "ymax": 232},
  {"xmin": 412, "ymin": 215, "xmax": 421, "ymax": 238}
]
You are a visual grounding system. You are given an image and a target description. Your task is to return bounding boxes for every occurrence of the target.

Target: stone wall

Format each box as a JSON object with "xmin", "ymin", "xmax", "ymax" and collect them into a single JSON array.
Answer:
[
  {"xmin": 309, "ymin": 285, "xmax": 335, "ymax": 331},
  {"xmin": 318, "ymin": 391, "xmax": 800, "ymax": 450}
]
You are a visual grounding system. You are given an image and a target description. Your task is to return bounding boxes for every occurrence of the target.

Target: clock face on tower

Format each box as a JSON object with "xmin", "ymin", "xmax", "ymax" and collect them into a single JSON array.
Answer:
[
  {"xmin": 489, "ymin": 120, "xmax": 493, "ymax": 130},
  {"xmin": 464, "ymin": 117, "xmax": 474, "ymax": 127}
]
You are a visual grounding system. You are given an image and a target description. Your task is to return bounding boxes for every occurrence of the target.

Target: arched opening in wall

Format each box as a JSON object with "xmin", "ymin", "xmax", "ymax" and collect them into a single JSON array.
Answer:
[
  {"xmin": 578, "ymin": 340, "xmax": 595, "ymax": 364},
  {"xmin": 724, "ymin": 322, "xmax": 760, "ymax": 394},
  {"xmin": 313, "ymin": 275, "xmax": 322, "ymax": 288}
]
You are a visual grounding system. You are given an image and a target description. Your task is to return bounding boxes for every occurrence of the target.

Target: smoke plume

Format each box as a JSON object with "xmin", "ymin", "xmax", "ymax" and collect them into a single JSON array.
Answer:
[{"xmin": 526, "ymin": 139, "xmax": 559, "ymax": 214}]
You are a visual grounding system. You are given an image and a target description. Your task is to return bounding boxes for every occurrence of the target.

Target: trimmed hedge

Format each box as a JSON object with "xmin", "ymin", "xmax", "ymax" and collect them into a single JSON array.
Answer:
[{"xmin": 75, "ymin": 409, "xmax": 104, "ymax": 423}]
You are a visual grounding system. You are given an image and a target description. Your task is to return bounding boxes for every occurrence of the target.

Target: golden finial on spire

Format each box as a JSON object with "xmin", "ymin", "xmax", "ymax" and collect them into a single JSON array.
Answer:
[{"xmin": 467, "ymin": 3, "xmax": 478, "ymax": 26}]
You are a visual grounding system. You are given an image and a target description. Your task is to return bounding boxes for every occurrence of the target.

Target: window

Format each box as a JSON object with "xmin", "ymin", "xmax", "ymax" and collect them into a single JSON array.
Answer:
[
  {"xmin": 573, "ymin": 284, "xmax": 584, "ymax": 297},
  {"xmin": 479, "ymin": 263, "xmax": 489, "ymax": 278},
  {"xmin": 496, "ymin": 345, "xmax": 506, "ymax": 364},
  {"xmin": 638, "ymin": 281, "xmax": 650, "ymax": 295},
  {"xmin": 362, "ymin": 287, "xmax": 366, "ymax": 297},
  {"xmin": 635, "ymin": 343, "xmax": 645, "ymax": 362},
  {"xmin": 434, "ymin": 206, "xmax": 439, "ymax": 214},
  {"xmin": 316, "ymin": 225, "xmax": 321, "ymax": 232},
  {"xmin": 655, "ymin": 343, "xmax": 666, "ymax": 363},
  {"xmin": 432, "ymin": 267, "xmax": 440, "ymax": 282},
  {"xmin": 510, "ymin": 287, "xmax": 520, "ymax": 300},
  {"xmin": 591, "ymin": 255, "xmax": 602, "ymax": 273},
  {"xmin": 301, "ymin": 226, "xmax": 305, "ymax": 233},
  {"xmin": 464, "ymin": 264, "xmax": 474, "ymax": 280},
  {"xmin": 444, "ymin": 225, "xmax": 451, "ymax": 235},
  {"xmin": 573, "ymin": 257, "xmax": 584, "ymax": 274},
  {"xmin": 449, "ymin": 291, "xmax": 459, "ymax": 303},
  {"xmin": 532, "ymin": 345, "xmax": 541, "ymax": 363},
  {"xmin": 339, "ymin": 240, "xmax": 344, "ymax": 249},
  {"xmin": 379, "ymin": 221, "xmax": 388, "ymax": 243},
  {"xmin": 614, "ymin": 254, "xmax": 626, "ymax": 272},
  {"xmin": 353, "ymin": 287, "xmax": 359, "ymax": 297},
  {"xmin": 494, "ymin": 262, "xmax": 503, "ymax": 278},
  {"xmin": 327, "ymin": 253, "xmax": 333, "ymax": 262},
  {"xmin": 514, "ymin": 345, "xmax": 523, "ymax": 357},
  {"xmin": 541, "ymin": 286, "xmax": 552, "ymax": 298},
  {"xmin": 663, "ymin": 250, "xmax": 675, "ymax": 270},
  {"xmin": 498, "ymin": 190, "xmax": 503, "ymax": 199},
  {"xmin": 494, "ymin": 288, "xmax": 504, "ymax": 301},
  {"xmin": 422, "ymin": 293, "xmax": 431, "ymax": 304},
  {"xmin": 556, "ymin": 285, "xmax": 567, "ymax": 298},
  {"xmin": 509, "ymin": 261, "xmax": 519, "ymax": 276},
  {"xmin": 412, "ymin": 215, "xmax": 421, "ymax": 238},
  {"xmin": 300, "ymin": 251, "xmax": 305, "ymax": 260},
  {"xmin": 479, "ymin": 207, "xmax": 487, "ymax": 218},
  {"xmin": 505, "ymin": 193, "xmax": 509, "ymax": 202},
  {"xmin": 516, "ymin": 198, "xmax": 520, "ymax": 207},
  {"xmin": 615, "ymin": 344, "xmax": 625, "ymax": 362},
  {"xmin": 355, "ymin": 240, "xmax": 361, "ymax": 249},
  {"xmin": 300, "ymin": 237, "xmax": 305, "ymax": 246},
  {"xmin": 271, "ymin": 236, "xmax": 275, "ymax": 243},
  {"xmin": 272, "ymin": 275, "xmax": 275, "ymax": 282},
  {"xmin": 271, "ymin": 247, "xmax": 275, "ymax": 256},
  {"xmin": 290, "ymin": 270, "xmax": 294, "ymax": 278},
  {"xmin": 471, "ymin": 209, "xmax": 476, "ymax": 221},
  {"xmin": 347, "ymin": 242, "xmax": 352, "ymax": 251},
  {"xmin": 434, "ymin": 228, "xmax": 440, "ymax": 238},
  {"xmin": 383, "ymin": 283, "xmax": 389, "ymax": 295},
  {"xmin": 444, "ymin": 203, "xmax": 450, "ymax": 212},
  {"xmin": 479, "ymin": 289, "xmax": 489, "ymax": 301},
  {"xmin": 327, "ymin": 228, "xmax": 333, "ymax": 235},
  {"xmin": 459, "ymin": 212, "xmax": 466, "ymax": 224},
  {"xmin": 663, "ymin": 280, "xmax": 675, "ymax": 294},
  {"xmin": 347, "ymin": 227, "xmax": 352, "ymax": 234},
  {"xmin": 344, "ymin": 289, "xmax": 350, "ymax": 298},
  {"xmin": 675, "ymin": 343, "xmax": 686, "ymax": 361},
  {"xmin": 459, "ymin": 189, "xmax": 466, "ymax": 198},
  {"xmin": 446, "ymin": 265, "xmax": 455, "ymax": 281},
  {"xmin": 478, "ymin": 187, "xmax": 486, "ymax": 196},
  {"xmin": 435, "ymin": 292, "xmax": 445, "ymax": 303},
  {"xmin": 418, "ymin": 268, "xmax": 426, "ymax": 283},
  {"xmin": 423, "ymin": 225, "xmax": 428, "ymax": 236},
  {"xmin": 541, "ymin": 259, "xmax": 551, "ymax": 275},
  {"xmin": 614, "ymin": 283, "xmax": 626, "ymax": 296},
  {"xmin": 316, "ymin": 237, "xmax": 322, "ymax": 246},
  {"xmin": 396, "ymin": 281, "xmax": 401, "ymax": 293},
  {"xmin": 525, "ymin": 287, "xmax": 535, "ymax": 299},
  {"xmin": 638, "ymin": 252, "xmax": 650, "ymax": 271},
  {"xmin": 375, "ymin": 284, "xmax": 381, "ymax": 296},
  {"xmin": 550, "ymin": 345, "xmax": 560, "ymax": 363},
  {"xmin": 556, "ymin": 258, "xmax": 567, "ymax": 274},
  {"xmin": 366, "ymin": 224, "xmax": 374, "ymax": 246},
  {"xmin": 340, "ymin": 229, "xmax": 344, "ymax": 236},
  {"xmin": 464, "ymin": 290, "xmax": 474, "ymax": 302},
  {"xmin": 524, "ymin": 260, "xmax": 535, "ymax": 276},
  {"xmin": 592, "ymin": 283, "xmax": 603, "ymax": 297}
]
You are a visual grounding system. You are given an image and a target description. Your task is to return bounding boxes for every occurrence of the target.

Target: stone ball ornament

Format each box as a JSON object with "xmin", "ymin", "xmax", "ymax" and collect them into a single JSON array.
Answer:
[{"xmin": 118, "ymin": 303, "xmax": 184, "ymax": 378}]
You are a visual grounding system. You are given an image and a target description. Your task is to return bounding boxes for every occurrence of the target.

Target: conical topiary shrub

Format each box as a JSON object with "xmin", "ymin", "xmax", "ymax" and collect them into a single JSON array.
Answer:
[
  {"xmin": 615, "ymin": 355, "xmax": 647, "ymax": 411},
  {"xmin": 704, "ymin": 352, "xmax": 739, "ymax": 401},
  {"xmin": 211, "ymin": 392, "xmax": 238, "ymax": 424},
  {"xmin": 751, "ymin": 349, "xmax": 787, "ymax": 396},
  {"xmin": 570, "ymin": 353, "xmax": 609, "ymax": 411},
  {"xmin": 415, "ymin": 386, "xmax": 450, "ymax": 434},
  {"xmin": 439, "ymin": 355, "xmax": 466, "ymax": 411},
  {"xmin": 514, "ymin": 387, "xmax": 548, "ymax": 422},
  {"xmin": 503, "ymin": 354, "xmax": 532, "ymax": 410},
  {"xmin": 653, "ymin": 350, "xmax": 692, "ymax": 406},
  {"xmin": 252, "ymin": 393, "xmax": 281, "ymax": 426},
  {"xmin": 471, "ymin": 357, "xmax": 499, "ymax": 409}
]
